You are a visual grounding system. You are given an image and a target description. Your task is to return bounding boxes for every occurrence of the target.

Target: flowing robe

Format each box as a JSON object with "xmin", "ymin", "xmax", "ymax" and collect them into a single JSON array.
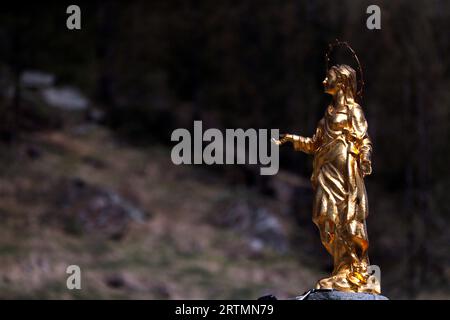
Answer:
[{"xmin": 292, "ymin": 103, "xmax": 372, "ymax": 276}]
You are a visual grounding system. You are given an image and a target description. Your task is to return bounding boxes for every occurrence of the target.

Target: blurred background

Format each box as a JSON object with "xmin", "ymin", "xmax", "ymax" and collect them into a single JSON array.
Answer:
[{"xmin": 0, "ymin": 0, "xmax": 449, "ymax": 299}]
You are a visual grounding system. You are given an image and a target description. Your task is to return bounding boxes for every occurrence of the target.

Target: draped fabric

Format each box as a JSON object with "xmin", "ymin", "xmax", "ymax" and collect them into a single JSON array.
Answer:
[{"xmin": 292, "ymin": 103, "xmax": 375, "ymax": 291}]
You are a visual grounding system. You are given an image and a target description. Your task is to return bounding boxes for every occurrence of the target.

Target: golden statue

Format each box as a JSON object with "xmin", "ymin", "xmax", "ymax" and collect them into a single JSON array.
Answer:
[{"xmin": 273, "ymin": 41, "xmax": 381, "ymax": 294}]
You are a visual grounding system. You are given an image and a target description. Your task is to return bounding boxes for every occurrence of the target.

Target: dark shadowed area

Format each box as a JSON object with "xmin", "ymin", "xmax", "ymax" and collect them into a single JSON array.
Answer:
[{"xmin": 0, "ymin": 0, "xmax": 448, "ymax": 299}]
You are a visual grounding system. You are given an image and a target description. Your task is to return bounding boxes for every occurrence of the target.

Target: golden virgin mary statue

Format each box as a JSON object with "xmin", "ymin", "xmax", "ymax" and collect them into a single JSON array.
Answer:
[{"xmin": 274, "ymin": 41, "xmax": 380, "ymax": 294}]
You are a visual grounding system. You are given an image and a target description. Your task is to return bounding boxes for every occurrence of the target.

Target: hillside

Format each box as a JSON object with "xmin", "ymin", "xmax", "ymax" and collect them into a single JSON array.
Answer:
[{"xmin": 0, "ymin": 124, "xmax": 327, "ymax": 299}]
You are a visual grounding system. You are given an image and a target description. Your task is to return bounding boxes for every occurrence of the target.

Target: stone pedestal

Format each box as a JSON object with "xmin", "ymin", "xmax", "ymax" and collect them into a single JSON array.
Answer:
[
  {"xmin": 296, "ymin": 289, "xmax": 389, "ymax": 300},
  {"xmin": 258, "ymin": 289, "xmax": 389, "ymax": 300}
]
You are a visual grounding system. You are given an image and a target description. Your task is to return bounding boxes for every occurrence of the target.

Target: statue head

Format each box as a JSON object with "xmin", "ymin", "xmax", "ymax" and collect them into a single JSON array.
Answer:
[
  {"xmin": 324, "ymin": 40, "xmax": 363, "ymax": 101},
  {"xmin": 323, "ymin": 64, "xmax": 357, "ymax": 99}
]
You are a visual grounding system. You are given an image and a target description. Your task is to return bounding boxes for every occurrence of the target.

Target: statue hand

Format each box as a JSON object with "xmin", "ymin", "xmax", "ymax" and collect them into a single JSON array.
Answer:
[
  {"xmin": 271, "ymin": 134, "xmax": 291, "ymax": 145},
  {"xmin": 361, "ymin": 159, "xmax": 372, "ymax": 177}
]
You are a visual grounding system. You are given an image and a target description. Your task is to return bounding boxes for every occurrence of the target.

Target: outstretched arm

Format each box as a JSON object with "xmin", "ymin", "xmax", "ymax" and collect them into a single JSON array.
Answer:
[{"xmin": 273, "ymin": 120, "xmax": 324, "ymax": 154}]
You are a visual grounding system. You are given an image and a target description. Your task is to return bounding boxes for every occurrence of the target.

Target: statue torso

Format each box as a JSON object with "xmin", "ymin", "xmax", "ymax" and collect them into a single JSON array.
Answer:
[{"xmin": 324, "ymin": 104, "xmax": 351, "ymax": 139}]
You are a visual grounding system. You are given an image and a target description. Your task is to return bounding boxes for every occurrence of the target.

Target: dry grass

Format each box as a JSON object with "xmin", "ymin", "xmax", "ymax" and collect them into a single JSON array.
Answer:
[{"xmin": 0, "ymin": 126, "xmax": 321, "ymax": 299}]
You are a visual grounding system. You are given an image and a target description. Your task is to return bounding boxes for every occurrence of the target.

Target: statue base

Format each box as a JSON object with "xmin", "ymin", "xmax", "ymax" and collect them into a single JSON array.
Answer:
[
  {"xmin": 297, "ymin": 289, "xmax": 389, "ymax": 300},
  {"xmin": 258, "ymin": 289, "xmax": 389, "ymax": 300}
]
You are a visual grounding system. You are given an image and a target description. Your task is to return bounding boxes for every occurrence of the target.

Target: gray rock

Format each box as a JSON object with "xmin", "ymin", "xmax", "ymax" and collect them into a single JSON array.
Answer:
[
  {"xmin": 217, "ymin": 200, "xmax": 288, "ymax": 253},
  {"xmin": 295, "ymin": 289, "xmax": 389, "ymax": 300},
  {"xmin": 51, "ymin": 178, "xmax": 147, "ymax": 239},
  {"xmin": 21, "ymin": 70, "xmax": 55, "ymax": 88},
  {"xmin": 42, "ymin": 86, "xmax": 89, "ymax": 110}
]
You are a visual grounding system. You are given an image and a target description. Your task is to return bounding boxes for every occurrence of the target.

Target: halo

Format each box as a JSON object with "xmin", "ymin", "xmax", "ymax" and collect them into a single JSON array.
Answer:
[{"xmin": 325, "ymin": 39, "xmax": 364, "ymax": 100}]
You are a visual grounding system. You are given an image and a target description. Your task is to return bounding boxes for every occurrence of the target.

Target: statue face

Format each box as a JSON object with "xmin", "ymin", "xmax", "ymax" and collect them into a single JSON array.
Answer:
[{"xmin": 323, "ymin": 69, "xmax": 339, "ymax": 95}]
